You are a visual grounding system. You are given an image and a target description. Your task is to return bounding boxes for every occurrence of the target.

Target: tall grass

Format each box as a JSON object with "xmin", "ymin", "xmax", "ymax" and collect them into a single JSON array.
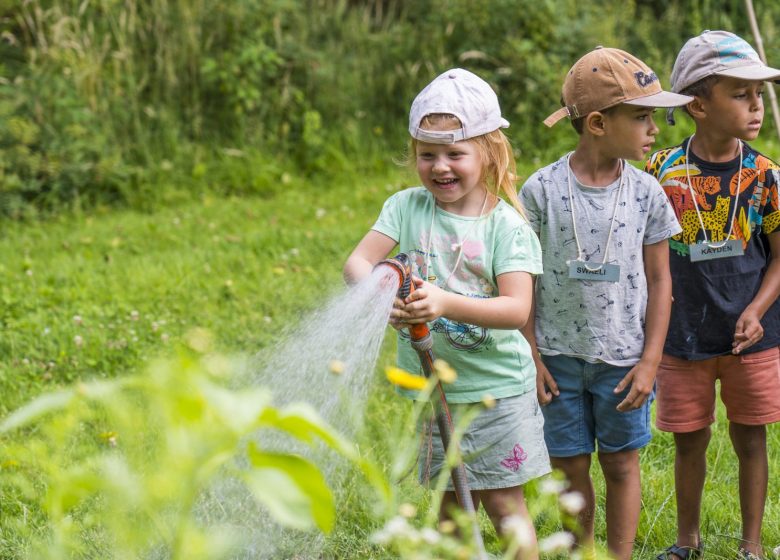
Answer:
[{"xmin": 2, "ymin": 0, "xmax": 780, "ymax": 215}]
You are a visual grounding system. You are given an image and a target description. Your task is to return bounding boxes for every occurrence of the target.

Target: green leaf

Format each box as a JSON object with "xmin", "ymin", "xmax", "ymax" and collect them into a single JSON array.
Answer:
[
  {"xmin": 0, "ymin": 389, "xmax": 75, "ymax": 432},
  {"xmin": 200, "ymin": 381, "xmax": 270, "ymax": 434},
  {"xmin": 245, "ymin": 444, "xmax": 334, "ymax": 533}
]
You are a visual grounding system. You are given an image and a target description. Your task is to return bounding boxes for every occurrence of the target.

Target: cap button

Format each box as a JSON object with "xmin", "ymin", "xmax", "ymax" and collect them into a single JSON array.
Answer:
[
  {"xmin": 594, "ymin": 45, "xmax": 603, "ymax": 49},
  {"xmin": 448, "ymin": 73, "xmax": 457, "ymax": 79}
]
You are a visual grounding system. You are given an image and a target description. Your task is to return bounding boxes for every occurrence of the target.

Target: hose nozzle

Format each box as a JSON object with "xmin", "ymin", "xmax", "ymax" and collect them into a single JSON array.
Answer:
[{"xmin": 376, "ymin": 253, "xmax": 414, "ymax": 299}]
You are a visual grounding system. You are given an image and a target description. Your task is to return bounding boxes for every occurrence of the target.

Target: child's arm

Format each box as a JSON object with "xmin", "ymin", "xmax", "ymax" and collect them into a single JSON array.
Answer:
[
  {"xmin": 398, "ymin": 271, "xmax": 533, "ymax": 330},
  {"xmin": 343, "ymin": 230, "xmax": 398, "ymax": 285},
  {"xmin": 520, "ymin": 280, "xmax": 560, "ymax": 405},
  {"xmin": 732, "ymin": 230, "xmax": 780, "ymax": 354},
  {"xmin": 614, "ymin": 239, "xmax": 672, "ymax": 411}
]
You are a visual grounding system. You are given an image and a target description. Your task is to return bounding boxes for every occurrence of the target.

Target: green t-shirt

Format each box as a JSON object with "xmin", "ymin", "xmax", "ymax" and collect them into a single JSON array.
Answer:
[{"xmin": 372, "ymin": 187, "xmax": 543, "ymax": 403}]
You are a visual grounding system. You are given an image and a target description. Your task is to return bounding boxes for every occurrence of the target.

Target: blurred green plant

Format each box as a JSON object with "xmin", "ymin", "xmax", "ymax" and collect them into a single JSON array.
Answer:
[{"xmin": 0, "ymin": 331, "xmax": 389, "ymax": 559}]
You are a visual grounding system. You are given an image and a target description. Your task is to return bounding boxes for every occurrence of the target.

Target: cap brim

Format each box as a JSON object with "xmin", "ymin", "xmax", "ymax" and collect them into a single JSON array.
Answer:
[
  {"xmin": 623, "ymin": 91, "xmax": 693, "ymax": 108},
  {"xmin": 716, "ymin": 64, "xmax": 780, "ymax": 83}
]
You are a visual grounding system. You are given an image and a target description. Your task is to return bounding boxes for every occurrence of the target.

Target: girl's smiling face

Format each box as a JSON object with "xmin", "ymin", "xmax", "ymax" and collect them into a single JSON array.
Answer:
[{"xmin": 415, "ymin": 140, "xmax": 487, "ymax": 216}]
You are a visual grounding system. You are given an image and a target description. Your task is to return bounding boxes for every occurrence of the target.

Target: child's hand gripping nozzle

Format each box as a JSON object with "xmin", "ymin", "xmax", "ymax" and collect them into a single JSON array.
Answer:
[{"xmin": 375, "ymin": 253, "xmax": 487, "ymax": 559}]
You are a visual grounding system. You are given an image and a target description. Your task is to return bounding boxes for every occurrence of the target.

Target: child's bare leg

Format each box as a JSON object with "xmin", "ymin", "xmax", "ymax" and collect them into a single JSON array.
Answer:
[
  {"xmin": 551, "ymin": 455, "xmax": 595, "ymax": 546},
  {"xmin": 672, "ymin": 428, "xmax": 710, "ymax": 555},
  {"xmin": 478, "ymin": 486, "xmax": 539, "ymax": 560},
  {"xmin": 598, "ymin": 449, "xmax": 640, "ymax": 560},
  {"xmin": 439, "ymin": 490, "xmax": 481, "ymax": 523},
  {"xmin": 729, "ymin": 422, "xmax": 767, "ymax": 556}
]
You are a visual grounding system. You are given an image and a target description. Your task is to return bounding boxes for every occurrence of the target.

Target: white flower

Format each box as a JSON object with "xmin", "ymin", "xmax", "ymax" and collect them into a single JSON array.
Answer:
[
  {"xmin": 540, "ymin": 477, "xmax": 568, "ymax": 495},
  {"xmin": 370, "ymin": 516, "xmax": 411, "ymax": 545},
  {"xmin": 539, "ymin": 531, "xmax": 575, "ymax": 554},
  {"xmin": 130, "ymin": 310, "xmax": 140, "ymax": 321},
  {"xmin": 73, "ymin": 315, "xmax": 83, "ymax": 325},
  {"xmin": 315, "ymin": 208, "xmax": 327, "ymax": 219},
  {"xmin": 559, "ymin": 491, "xmax": 586, "ymax": 515},
  {"xmin": 398, "ymin": 502, "xmax": 417, "ymax": 518},
  {"xmin": 73, "ymin": 335, "xmax": 83, "ymax": 347},
  {"xmin": 501, "ymin": 514, "xmax": 534, "ymax": 549},
  {"xmin": 420, "ymin": 527, "xmax": 441, "ymax": 545}
]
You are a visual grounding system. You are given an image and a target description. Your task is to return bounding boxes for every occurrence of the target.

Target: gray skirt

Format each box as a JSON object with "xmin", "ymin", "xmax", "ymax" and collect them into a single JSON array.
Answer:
[{"xmin": 418, "ymin": 391, "xmax": 551, "ymax": 491}]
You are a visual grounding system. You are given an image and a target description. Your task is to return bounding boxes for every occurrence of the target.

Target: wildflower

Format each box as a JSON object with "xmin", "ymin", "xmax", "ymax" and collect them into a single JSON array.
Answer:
[
  {"xmin": 151, "ymin": 321, "xmax": 159, "ymax": 332},
  {"xmin": 433, "ymin": 359, "xmax": 457, "ymax": 384},
  {"xmin": 21, "ymin": 358, "xmax": 29, "ymax": 366},
  {"xmin": 328, "ymin": 360, "xmax": 345, "ymax": 375},
  {"xmin": 438, "ymin": 520, "xmax": 456, "ymax": 534},
  {"xmin": 185, "ymin": 328, "xmax": 212, "ymax": 353},
  {"xmin": 538, "ymin": 531, "xmax": 575, "ymax": 554},
  {"xmin": 481, "ymin": 393, "xmax": 496, "ymax": 409},
  {"xmin": 99, "ymin": 431, "xmax": 118, "ymax": 447},
  {"xmin": 25, "ymin": 269, "xmax": 32, "ymax": 276},
  {"xmin": 161, "ymin": 333, "xmax": 170, "ymax": 343},
  {"xmin": 130, "ymin": 310, "xmax": 140, "ymax": 321},
  {"xmin": 289, "ymin": 247, "xmax": 300, "ymax": 257},
  {"xmin": 73, "ymin": 315, "xmax": 83, "ymax": 326},
  {"xmin": 398, "ymin": 502, "xmax": 417, "ymax": 518},
  {"xmin": 501, "ymin": 514, "xmax": 534, "ymax": 550},
  {"xmin": 385, "ymin": 366, "xmax": 427, "ymax": 390},
  {"xmin": 420, "ymin": 527, "xmax": 441, "ymax": 545},
  {"xmin": 315, "ymin": 208, "xmax": 327, "ymax": 219},
  {"xmin": 559, "ymin": 491, "xmax": 586, "ymax": 515},
  {"xmin": 540, "ymin": 477, "xmax": 568, "ymax": 495},
  {"xmin": 73, "ymin": 335, "xmax": 83, "ymax": 347},
  {"xmin": 370, "ymin": 516, "xmax": 411, "ymax": 545}
]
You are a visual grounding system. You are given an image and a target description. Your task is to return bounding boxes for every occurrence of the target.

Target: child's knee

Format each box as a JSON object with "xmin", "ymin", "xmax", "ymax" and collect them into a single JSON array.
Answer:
[{"xmin": 597, "ymin": 450, "xmax": 639, "ymax": 481}]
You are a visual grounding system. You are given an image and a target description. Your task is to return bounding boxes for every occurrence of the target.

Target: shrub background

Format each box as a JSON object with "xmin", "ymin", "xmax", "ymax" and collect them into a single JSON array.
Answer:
[{"xmin": 1, "ymin": 0, "xmax": 779, "ymax": 216}]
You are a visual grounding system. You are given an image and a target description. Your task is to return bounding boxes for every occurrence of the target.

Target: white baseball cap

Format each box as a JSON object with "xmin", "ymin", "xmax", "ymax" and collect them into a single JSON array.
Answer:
[
  {"xmin": 409, "ymin": 68, "xmax": 509, "ymax": 144},
  {"xmin": 671, "ymin": 30, "xmax": 780, "ymax": 92}
]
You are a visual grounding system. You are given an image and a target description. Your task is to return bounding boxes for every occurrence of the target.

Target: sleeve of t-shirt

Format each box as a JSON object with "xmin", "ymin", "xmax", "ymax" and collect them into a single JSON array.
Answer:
[
  {"xmin": 762, "ymin": 169, "xmax": 780, "ymax": 235},
  {"xmin": 643, "ymin": 175, "xmax": 682, "ymax": 244},
  {"xmin": 518, "ymin": 173, "xmax": 543, "ymax": 235},
  {"xmin": 493, "ymin": 219, "xmax": 544, "ymax": 276},
  {"xmin": 371, "ymin": 191, "xmax": 404, "ymax": 242}
]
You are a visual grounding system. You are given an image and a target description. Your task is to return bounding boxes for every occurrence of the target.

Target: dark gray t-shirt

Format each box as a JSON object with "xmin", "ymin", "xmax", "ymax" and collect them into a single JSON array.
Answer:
[{"xmin": 520, "ymin": 154, "xmax": 681, "ymax": 366}]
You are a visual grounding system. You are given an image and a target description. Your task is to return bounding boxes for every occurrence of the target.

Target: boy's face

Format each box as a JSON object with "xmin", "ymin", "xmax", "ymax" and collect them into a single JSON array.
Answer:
[
  {"xmin": 695, "ymin": 76, "xmax": 764, "ymax": 141},
  {"xmin": 598, "ymin": 104, "xmax": 660, "ymax": 161}
]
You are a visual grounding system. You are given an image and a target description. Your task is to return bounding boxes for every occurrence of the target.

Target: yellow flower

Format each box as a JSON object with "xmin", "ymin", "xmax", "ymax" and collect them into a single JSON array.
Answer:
[
  {"xmin": 328, "ymin": 359, "xmax": 345, "ymax": 375},
  {"xmin": 433, "ymin": 359, "xmax": 457, "ymax": 384},
  {"xmin": 385, "ymin": 366, "xmax": 427, "ymax": 390}
]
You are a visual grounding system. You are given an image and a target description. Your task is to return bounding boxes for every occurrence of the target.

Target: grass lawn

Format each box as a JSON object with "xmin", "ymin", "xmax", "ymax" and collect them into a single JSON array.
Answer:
[{"xmin": 0, "ymin": 165, "xmax": 778, "ymax": 558}]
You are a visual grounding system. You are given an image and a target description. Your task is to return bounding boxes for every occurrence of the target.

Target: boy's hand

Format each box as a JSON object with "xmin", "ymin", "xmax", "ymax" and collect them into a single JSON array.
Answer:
[
  {"xmin": 615, "ymin": 360, "xmax": 656, "ymax": 412},
  {"xmin": 536, "ymin": 361, "xmax": 559, "ymax": 405},
  {"xmin": 732, "ymin": 308, "xmax": 764, "ymax": 354},
  {"xmin": 400, "ymin": 276, "xmax": 449, "ymax": 323}
]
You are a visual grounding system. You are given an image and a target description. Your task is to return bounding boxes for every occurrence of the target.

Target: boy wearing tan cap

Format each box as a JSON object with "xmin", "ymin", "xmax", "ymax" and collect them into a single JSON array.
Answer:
[
  {"xmin": 645, "ymin": 30, "xmax": 780, "ymax": 560},
  {"xmin": 520, "ymin": 47, "xmax": 690, "ymax": 559}
]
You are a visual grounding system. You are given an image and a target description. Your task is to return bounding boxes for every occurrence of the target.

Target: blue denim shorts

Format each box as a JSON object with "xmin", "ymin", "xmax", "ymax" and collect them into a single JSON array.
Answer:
[{"xmin": 540, "ymin": 354, "xmax": 653, "ymax": 457}]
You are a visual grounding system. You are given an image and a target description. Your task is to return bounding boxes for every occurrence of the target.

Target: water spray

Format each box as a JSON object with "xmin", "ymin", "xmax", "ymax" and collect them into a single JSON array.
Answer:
[{"xmin": 376, "ymin": 253, "xmax": 487, "ymax": 559}]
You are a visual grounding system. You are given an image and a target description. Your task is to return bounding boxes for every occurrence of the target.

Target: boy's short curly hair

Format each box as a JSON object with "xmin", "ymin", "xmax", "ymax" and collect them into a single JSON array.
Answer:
[{"xmin": 677, "ymin": 75, "xmax": 720, "ymax": 116}]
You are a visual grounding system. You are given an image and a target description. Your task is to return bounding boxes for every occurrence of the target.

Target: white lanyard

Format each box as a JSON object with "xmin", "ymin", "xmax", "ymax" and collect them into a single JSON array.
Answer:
[
  {"xmin": 566, "ymin": 153, "xmax": 625, "ymax": 271},
  {"xmin": 424, "ymin": 190, "xmax": 490, "ymax": 287},
  {"xmin": 684, "ymin": 134, "xmax": 742, "ymax": 248}
]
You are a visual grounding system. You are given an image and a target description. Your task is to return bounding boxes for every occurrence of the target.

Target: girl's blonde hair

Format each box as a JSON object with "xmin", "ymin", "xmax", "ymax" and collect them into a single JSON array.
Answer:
[{"xmin": 410, "ymin": 114, "xmax": 527, "ymax": 220}]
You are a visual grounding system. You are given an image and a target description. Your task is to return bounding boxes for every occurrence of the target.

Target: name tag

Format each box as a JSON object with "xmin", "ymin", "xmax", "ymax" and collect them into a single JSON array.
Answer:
[
  {"xmin": 568, "ymin": 261, "xmax": 620, "ymax": 282},
  {"xmin": 688, "ymin": 239, "xmax": 744, "ymax": 262}
]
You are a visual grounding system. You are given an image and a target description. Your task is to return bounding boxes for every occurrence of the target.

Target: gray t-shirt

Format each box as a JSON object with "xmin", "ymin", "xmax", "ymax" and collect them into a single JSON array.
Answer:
[{"xmin": 520, "ymin": 154, "xmax": 681, "ymax": 366}]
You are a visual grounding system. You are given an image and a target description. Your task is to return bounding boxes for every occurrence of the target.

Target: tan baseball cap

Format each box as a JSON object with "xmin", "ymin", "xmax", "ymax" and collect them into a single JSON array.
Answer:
[{"xmin": 544, "ymin": 47, "xmax": 692, "ymax": 127}]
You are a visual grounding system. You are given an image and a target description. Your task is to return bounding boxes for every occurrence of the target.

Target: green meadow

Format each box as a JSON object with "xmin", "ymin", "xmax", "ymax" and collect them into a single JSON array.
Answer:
[{"xmin": 1, "ymin": 163, "xmax": 778, "ymax": 558}]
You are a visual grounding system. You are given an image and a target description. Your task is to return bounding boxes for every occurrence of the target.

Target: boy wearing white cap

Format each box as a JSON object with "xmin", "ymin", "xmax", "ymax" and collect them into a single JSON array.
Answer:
[
  {"xmin": 520, "ymin": 47, "xmax": 689, "ymax": 559},
  {"xmin": 645, "ymin": 30, "xmax": 780, "ymax": 560}
]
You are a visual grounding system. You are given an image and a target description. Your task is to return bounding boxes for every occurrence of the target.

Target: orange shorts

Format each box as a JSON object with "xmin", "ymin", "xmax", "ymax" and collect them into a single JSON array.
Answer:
[{"xmin": 655, "ymin": 346, "xmax": 780, "ymax": 433}]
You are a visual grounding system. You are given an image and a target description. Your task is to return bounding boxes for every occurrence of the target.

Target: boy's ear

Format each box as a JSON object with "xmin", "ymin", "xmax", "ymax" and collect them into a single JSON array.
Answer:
[
  {"xmin": 584, "ymin": 112, "xmax": 607, "ymax": 136},
  {"xmin": 686, "ymin": 97, "xmax": 707, "ymax": 119}
]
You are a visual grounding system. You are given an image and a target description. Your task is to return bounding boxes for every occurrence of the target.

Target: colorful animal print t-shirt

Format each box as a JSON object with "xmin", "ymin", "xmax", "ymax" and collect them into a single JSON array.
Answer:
[
  {"xmin": 372, "ymin": 187, "xmax": 543, "ymax": 403},
  {"xmin": 520, "ymin": 155, "xmax": 681, "ymax": 366},
  {"xmin": 645, "ymin": 138, "xmax": 780, "ymax": 359}
]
